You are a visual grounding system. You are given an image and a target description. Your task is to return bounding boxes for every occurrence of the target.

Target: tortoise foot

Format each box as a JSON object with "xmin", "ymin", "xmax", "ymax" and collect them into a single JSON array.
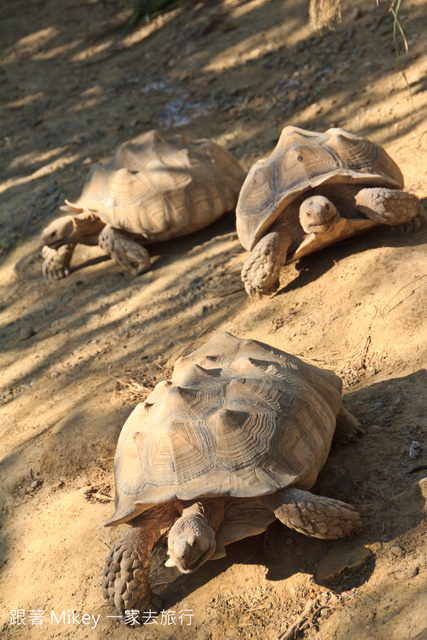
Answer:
[
  {"xmin": 41, "ymin": 244, "xmax": 75, "ymax": 280},
  {"xmin": 241, "ymin": 227, "xmax": 291, "ymax": 297},
  {"xmin": 99, "ymin": 225, "xmax": 151, "ymax": 276},
  {"xmin": 333, "ymin": 407, "xmax": 365, "ymax": 444},
  {"xmin": 392, "ymin": 202, "xmax": 427, "ymax": 235},
  {"xmin": 102, "ymin": 529, "xmax": 152, "ymax": 614}
]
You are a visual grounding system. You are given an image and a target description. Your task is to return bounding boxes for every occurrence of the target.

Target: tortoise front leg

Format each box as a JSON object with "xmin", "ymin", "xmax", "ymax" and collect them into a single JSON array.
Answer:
[
  {"xmin": 103, "ymin": 526, "xmax": 156, "ymax": 614},
  {"xmin": 241, "ymin": 224, "xmax": 292, "ymax": 297},
  {"xmin": 98, "ymin": 225, "xmax": 151, "ymax": 276},
  {"xmin": 42, "ymin": 244, "xmax": 76, "ymax": 280},
  {"xmin": 355, "ymin": 187, "xmax": 426, "ymax": 231},
  {"xmin": 103, "ymin": 505, "xmax": 179, "ymax": 615}
]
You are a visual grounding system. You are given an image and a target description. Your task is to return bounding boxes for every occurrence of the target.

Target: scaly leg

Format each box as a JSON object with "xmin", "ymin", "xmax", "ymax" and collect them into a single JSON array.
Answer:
[
  {"xmin": 355, "ymin": 187, "xmax": 426, "ymax": 231},
  {"xmin": 41, "ymin": 244, "xmax": 75, "ymax": 280},
  {"xmin": 98, "ymin": 225, "xmax": 151, "ymax": 275},
  {"xmin": 267, "ymin": 488, "xmax": 362, "ymax": 539},
  {"xmin": 103, "ymin": 505, "xmax": 177, "ymax": 614},
  {"xmin": 241, "ymin": 224, "xmax": 292, "ymax": 297}
]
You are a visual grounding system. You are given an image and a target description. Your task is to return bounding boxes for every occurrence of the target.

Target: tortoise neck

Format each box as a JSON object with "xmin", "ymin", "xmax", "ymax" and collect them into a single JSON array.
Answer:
[{"xmin": 181, "ymin": 498, "xmax": 226, "ymax": 534}]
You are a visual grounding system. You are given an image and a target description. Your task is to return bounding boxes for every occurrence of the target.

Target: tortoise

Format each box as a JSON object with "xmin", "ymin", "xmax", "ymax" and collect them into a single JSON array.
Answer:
[
  {"xmin": 40, "ymin": 130, "xmax": 246, "ymax": 280},
  {"xmin": 236, "ymin": 126, "xmax": 426, "ymax": 296},
  {"xmin": 102, "ymin": 331, "xmax": 363, "ymax": 614}
]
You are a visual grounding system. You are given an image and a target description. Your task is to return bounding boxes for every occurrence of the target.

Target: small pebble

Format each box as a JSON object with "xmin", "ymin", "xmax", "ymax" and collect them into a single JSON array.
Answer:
[
  {"xmin": 50, "ymin": 371, "xmax": 60, "ymax": 378},
  {"xmin": 409, "ymin": 441, "xmax": 421, "ymax": 460},
  {"xmin": 390, "ymin": 546, "xmax": 403, "ymax": 557},
  {"xmin": 19, "ymin": 326, "xmax": 35, "ymax": 341}
]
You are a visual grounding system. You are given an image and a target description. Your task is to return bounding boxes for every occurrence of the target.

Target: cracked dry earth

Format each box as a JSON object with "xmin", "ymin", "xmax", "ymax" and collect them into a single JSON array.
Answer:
[{"xmin": 0, "ymin": 0, "xmax": 426, "ymax": 638}]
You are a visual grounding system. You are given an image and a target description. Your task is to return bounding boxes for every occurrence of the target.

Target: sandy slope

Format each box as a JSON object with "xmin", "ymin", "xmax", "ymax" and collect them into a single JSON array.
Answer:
[{"xmin": 0, "ymin": 0, "xmax": 426, "ymax": 638}]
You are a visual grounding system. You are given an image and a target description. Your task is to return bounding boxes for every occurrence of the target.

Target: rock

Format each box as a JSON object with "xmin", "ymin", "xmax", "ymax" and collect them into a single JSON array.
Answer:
[
  {"xmin": 316, "ymin": 545, "xmax": 373, "ymax": 583},
  {"xmin": 27, "ymin": 479, "xmax": 42, "ymax": 493},
  {"xmin": 409, "ymin": 441, "xmax": 421, "ymax": 459},
  {"xmin": 19, "ymin": 326, "xmax": 35, "ymax": 341},
  {"xmin": 390, "ymin": 546, "xmax": 403, "ymax": 557}
]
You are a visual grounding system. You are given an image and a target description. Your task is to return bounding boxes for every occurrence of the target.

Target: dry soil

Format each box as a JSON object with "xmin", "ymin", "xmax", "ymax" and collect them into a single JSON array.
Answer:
[{"xmin": 0, "ymin": 0, "xmax": 426, "ymax": 639}]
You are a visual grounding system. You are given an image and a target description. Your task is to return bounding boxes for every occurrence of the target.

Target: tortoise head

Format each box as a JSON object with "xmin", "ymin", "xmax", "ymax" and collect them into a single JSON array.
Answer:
[
  {"xmin": 165, "ymin": 512, "xmax": 216, "ymax": 574},
  {"xmin": 299, "ymin": 195, "xmax": 340, "ymax": 234},
  {"xmin": 41, "ymin": 216, "xmax": 76, "ymax": 248}
]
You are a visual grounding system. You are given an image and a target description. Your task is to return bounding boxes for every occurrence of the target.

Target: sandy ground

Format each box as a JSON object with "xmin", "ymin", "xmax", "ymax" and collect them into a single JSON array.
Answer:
[{"xmin": 0, "ymin": 0, "xmax": 426, "ymax": 638}]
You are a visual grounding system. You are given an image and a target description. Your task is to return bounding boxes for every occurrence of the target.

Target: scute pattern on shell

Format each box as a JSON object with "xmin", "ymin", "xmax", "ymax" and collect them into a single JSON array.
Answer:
[
  {"xmin": 105, "ymin": 332, "xmax": 343, "ymax": 527},
  {"xmin": 62, "ymin": 130, "xmax": 246, "ymax": 241},
  {"xmin": 236, "ymin": 126, "xmax": 404, "ymax": 250}
]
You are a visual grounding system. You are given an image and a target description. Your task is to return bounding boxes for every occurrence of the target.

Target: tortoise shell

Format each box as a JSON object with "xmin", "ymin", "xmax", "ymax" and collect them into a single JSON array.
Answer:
[
  {"xmin": 105, "ymin": 331, "xmax": 343, "ymax": 527},
  {"xmin": 62, "ymin": 130, "xmax": 246, "ymax": 242},
  {"xmin": 236, "ymin": 126, "xmax": 404, "ymax": 251}
]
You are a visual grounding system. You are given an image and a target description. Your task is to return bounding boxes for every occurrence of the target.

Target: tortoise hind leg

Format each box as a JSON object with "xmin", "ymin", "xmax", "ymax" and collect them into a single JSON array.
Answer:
[
  {"xmin": 355, "ymin": 187, "xmax": 426, "ymax": 231},
  {"xmin": 98, "ymin": 225, "xmax": 151, "ymax": 275},
  {"xmin": 241, "ymin": 223, "xmax": 292, "ymax": 297},
  {"xmin": 268, "ymin": 488, "xmax": 362, "ymax": 539}
]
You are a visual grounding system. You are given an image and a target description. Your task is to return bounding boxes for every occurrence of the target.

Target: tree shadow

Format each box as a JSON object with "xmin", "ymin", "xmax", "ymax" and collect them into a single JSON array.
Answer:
[
  {"xmin": 1, "ymin": 0, "xmax": 426, "ymax": 631},
  {"xmin": 1, "ymin": 0, "xmax": 426, "ymax": 251}
]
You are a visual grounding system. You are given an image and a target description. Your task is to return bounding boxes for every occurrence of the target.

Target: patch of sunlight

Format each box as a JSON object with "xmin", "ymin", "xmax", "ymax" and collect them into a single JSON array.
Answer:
[
  {"xmin": 68, "ymin": 84, "xmax": 104, "ymax": 112},
  {"xmin": 71, "ymin": 39, "xmax": 114, "ymax": 63},
  {"xmin": 228, "ymin": 0, "xmax": 271, "ymax": 20},
  {"xmin": 7, "ymin": 91, "xmax": 44, "ymax": 110},
  {"xmin": 8, "ymin": 147, "xmax": 67, "ymax": 171},
  {"xmin": 0, "ymin": 153, "xmax": 81, "ymax": 197},
  {"xmin": 121, "ymin": 7, "xmax": 178, "ymax": 49},
  {"xmin": 70, "ymin": 96, "xmax": 104, "ymax": 112},
  {"xmin": 203, "ymin": 20, "xmax": 311, "ymax": 74},
  {"xmin": 214, "ymin": 124, "xmax": 262, "ymax": 151},
  {"xmin": 2, "ymin": 26, "xmax": 59, "ymax": 63},
  {"xmin": 33, "ymin": 41, "xmax": 80, "ymax": 61}
]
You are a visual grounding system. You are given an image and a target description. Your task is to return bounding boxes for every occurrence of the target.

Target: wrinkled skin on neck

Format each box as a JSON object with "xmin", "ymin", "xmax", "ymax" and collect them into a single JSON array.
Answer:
[
  {"xmin": 41, "ymin": 212, "xmax": 105, "ymax": 248},
  {"xmin": 166, "ymin": 499, "xmax": 226, "ymax": 573}
]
